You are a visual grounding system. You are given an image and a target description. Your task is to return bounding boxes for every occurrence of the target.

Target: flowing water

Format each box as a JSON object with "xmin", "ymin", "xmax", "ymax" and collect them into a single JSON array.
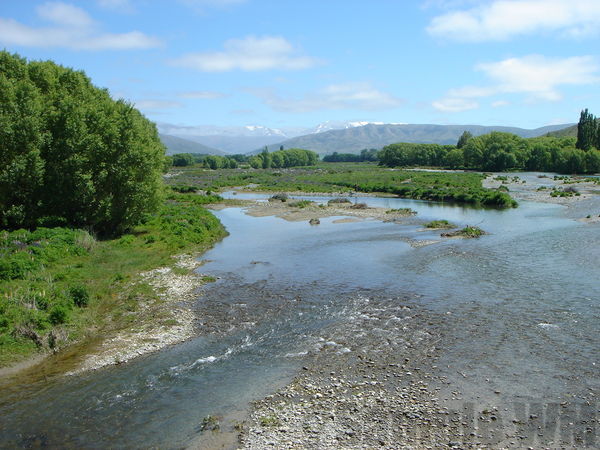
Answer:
[{"xmin": 0, "ymin": 173, "xmax": 598, "ymax": 448}]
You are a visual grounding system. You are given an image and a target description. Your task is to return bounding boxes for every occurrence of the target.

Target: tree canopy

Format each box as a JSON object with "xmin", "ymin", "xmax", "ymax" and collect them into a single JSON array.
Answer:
[
  {"xmin": 248, "ymin": 148, "xmax": 319, "ymax": 169},
  {"xmin": 0, "ymin": 51, "xmax": 166, "ymax": 235},
  {"xmin": 379, "ymin": 111, "xmax": 600, "ymax": 175}
]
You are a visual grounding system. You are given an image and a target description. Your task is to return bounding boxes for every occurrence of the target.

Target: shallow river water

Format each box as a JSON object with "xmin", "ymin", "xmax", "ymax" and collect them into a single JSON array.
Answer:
[{"xmin": 0, "ymin": 174, "xmax": 598, "ymax": 448}]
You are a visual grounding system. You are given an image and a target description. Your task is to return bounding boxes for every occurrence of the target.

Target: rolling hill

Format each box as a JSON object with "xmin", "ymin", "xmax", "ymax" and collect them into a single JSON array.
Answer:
[
  {"xmin": 256, "ymin": 123, "xmax": 574, "ymax": 155},
  {"xmin": 159, "ymin": 134, "xmax": 227, "ymax": 156}
]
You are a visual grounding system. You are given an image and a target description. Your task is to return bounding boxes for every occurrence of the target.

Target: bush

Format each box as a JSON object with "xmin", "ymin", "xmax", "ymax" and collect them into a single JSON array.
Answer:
[
  {"xmin": 49, "ymin": 305, "xmax": 69, "ymax": 325},
  {"xmin": 289, "ymin": 200, "xmax": 313, "ymax": 208},
  {"xmin": 171, "ymin": 185, "xmax": 198, "ymax": 193},
  {"xmin": 327, "ymin": 198, "xmax": 351, "ymax": 204},
  {"xmin": 269, "ymin": 193, "xmax": 289, "ymax": 202},
  {"xmin": 0, "ymin": 252, "xmax": 38, "ymax": 280},
  {"xmin": 425, "ymin": 220, "xmax": 454, "ymax": 229},
  {"xmin": 69, "ymin": 285, "xmax": 89, "ymax": 307},
  {"xmin": 386, "ymin": 208, "xmax": 416, "ymax": 215}
]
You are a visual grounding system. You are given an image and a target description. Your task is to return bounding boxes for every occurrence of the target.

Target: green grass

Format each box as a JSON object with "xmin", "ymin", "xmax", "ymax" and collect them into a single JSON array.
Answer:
[
  {"xmin": 0, "ymin": 190, "xmax": 226, "ymax": 367},
  {"xmin": 386, "ymin": 208, "xmax": 417, "ymax": 215},
  {"xmin": 165, "ymin": 162, "xmax": 517, "ymax": 208},
  {"xmin": 441, "ymin": 225, "xmax": 486, "ymax": 238},
  {"xmin": 424, "ymin": 220, "xmax": 455, "ymax": 229},
  {"xmin": 288, "ymin": 200, "xmax": 313, "ymax": 208}
]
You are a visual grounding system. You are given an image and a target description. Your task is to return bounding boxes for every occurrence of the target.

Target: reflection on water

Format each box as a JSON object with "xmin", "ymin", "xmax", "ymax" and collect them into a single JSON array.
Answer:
[{"xmin": 0, "ymin": 186, "xmax": 598, "ymax": 448}]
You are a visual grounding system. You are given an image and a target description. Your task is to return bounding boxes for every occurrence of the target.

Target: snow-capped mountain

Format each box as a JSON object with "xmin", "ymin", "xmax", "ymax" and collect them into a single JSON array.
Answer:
[
  {"xmin": 308, "ymin": 120, "xmax": 407, "ymax": 134},
  {"xmin": 155, "ymin": 120, "xmax": 409, "ymax": 153},
  {"xmin": 157, "ymin": 123, "xmax": 291, "ymax": 138}
]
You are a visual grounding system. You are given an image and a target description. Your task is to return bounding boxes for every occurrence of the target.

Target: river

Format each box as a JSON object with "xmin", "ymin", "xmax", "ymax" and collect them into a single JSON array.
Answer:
[{"xmin": 0, "ymin": 173, "xmax": 598, "ymax": 448}]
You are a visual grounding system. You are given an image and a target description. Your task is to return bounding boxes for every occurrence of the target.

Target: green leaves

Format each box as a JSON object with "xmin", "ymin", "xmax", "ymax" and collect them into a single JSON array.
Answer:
[{"xmin": 0, "ymin": 51, "xmax": 166, "ymax": 235}]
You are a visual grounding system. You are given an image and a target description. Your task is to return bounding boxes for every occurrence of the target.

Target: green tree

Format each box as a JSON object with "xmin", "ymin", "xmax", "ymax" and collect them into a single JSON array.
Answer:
[
  {"xmin": 444, "ymin": 148, "xmax": 464, "ymax": 168},
  {"xmin": 576, "ymin": 108, "xmax": 596, "ymax": 151},
  {"xmin": 173, "ymin": 153, "xmax": 195, "ymax": 166},
  {"xmin": 457, "ymin": 130, "xmax": 473, "ymax": 149},
  {"xmin": 0, "ymin": 51, "xmax": 165, "ymax": 235},
  {"xmin": 260, "ymin": 148, "xmax": 271, "ymax": 169}
]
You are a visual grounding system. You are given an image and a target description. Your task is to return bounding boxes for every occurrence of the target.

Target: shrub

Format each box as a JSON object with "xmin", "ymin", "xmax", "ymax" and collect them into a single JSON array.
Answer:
[
  {"xmin": 269, "ymin": 193, "xmax": 289, "ymax": 202},
  {"xmin": 171, "ymin": 185, "xmax": 198, "ymax": 193},
  {"xmin": 49, "ymin": 305, "xmax": 69, "ymax": 325},
  {"xmin": 327, "ymin": 198, "xmax": 351, "ymax": 204},
  {"xmin": 289, "ymin": 200, "xmax": 313, "ymax": 208},
  {"xmin": 69, "ymin": 285, "xmax": 90, "ymax": 307},
  {"xmin": 0, "ymin": 252, "xmax": 38, "ymax": 280},
  {"xmin": 425, "ymin": 220, "xmax": 454, "ymax": 229},
  {"xmin": 386, "ymin": 208, "xmax": 416, "ymax": 215}
]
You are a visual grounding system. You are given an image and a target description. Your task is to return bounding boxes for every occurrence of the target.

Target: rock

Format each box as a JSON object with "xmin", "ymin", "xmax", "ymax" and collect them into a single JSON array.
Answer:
[{"xmin": 309, "ymin": 218, "xmax": 320, "ymax": 225}]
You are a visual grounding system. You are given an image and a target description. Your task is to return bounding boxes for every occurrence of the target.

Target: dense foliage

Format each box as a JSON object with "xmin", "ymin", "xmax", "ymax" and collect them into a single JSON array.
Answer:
[
  {"xmin": 380, "ymin": 131, "xmax": 600, "ymax": 174},
  {"xmin": 172, "ymin": 153, "xmax": 196, "ymax": 166},
  {"xmin": 248, "ymin": 148, "xmax": 319, "ymax": 169},
  {"xmin": 576, "ymin": 108, "xmax": 600, "ymax": 151},
  {"xmin": 378, "ymin": 143, "xmax": 458, "ymax": 168},
  {"xmin": 202, "ymin": 155, "xmax": 238, "ymax": 169},
  {"xmin": 0, "ymin": 51, "xmax": 166, "ymax": 235},
  {"xmin": 322, "ymin": 149, "xmax": 379, "ymax": 162}
]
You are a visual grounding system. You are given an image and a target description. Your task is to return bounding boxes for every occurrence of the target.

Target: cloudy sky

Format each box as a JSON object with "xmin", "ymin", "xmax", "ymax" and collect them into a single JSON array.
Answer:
[{"xmin": 1, "ymin": 0, "xmax": 599, "ymax": 129}]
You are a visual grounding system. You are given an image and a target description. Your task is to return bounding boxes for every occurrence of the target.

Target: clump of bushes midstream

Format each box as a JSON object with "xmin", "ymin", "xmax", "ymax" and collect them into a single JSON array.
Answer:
[
  {"xmin": 269, "ymin": 193, "xmax": 289, "ymax": 202},
  {"xmin": 386, "ymin": 208, "xmax": 416, "ymax": 215},
  {"xmin": 289, "ymin": 200, "xmax": 313, "ymax": 208},
  {"xmin": 327, "ymin": 198, "xmax": 351, "ymax": 204},
  {"xmin": 425, "ymin": 220, "xmax": 455, "ymax": 229},
  {"xmin": 441, "ymin": 225, "xmax": 486, "ymax": 238}
]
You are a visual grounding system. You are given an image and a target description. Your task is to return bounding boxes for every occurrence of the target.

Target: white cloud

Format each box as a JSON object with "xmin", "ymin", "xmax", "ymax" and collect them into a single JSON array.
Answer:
[
  {"xmin": 478, "ymin": 55, "xmax": 599, "ymax": 100},
  {"xmin": 37, "ymin": 2, "xmax": 94, "ymax": 27},
  {"xmin": 0, "ymin": 2, "xmax": 161, "ymax": 50},
  {"xmin": 96, "ymin": 0, "xmax": 135, "ymax": 13},
  {"xmin": 178, "ymin": 90, "xmax": 227, "ymax": 99},
  {"xmin": 491, "ymin": 100, "xmax": 509, "ymax": 107},
  {"xmin": 171, "ymin": 36, "xmax": 319, "ymax": 72},
  {"xmin": 433, "ymin": 55, "xmax": 599, "ymax": 112},
  {"xmin": 427, "ymin": 0, "xmax": 600, "ymax": 41},
  {"xmin": 250, "ymin": 82, "xmax": 403, "ymax": 112},
  {"xmin": 432, "ymin": 98, "xmax": 479, "ymax": 112}
]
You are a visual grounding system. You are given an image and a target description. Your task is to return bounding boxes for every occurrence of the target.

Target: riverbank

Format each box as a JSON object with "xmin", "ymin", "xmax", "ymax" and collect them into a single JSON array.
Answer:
[
  {"xmin": 239, "ymin": 297, "xmax": 459, "ymax": 449},
  {"xmin": 209, "ymin": 197, "xmax": 419, "ymax": 224},
  {"xmin": 483, "ymin": 173, "xmax": 600, "ymax": 206},
  {"xmin": 0, "ymin": 191, "xmax": 227, "ymax": 378}
]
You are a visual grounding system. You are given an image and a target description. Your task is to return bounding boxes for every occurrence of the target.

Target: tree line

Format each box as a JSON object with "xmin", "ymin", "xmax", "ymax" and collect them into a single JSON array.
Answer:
[
  {"xmin": 322, "ymin": 149, "xmax": 379, "ymax": 162},
  {"xmin": 379, "ymin": 110, "xmax": 600, "ymax": 174},
  {"xmin": 0, "ymin": 51, "xmax": 165, "ymax": 234}
]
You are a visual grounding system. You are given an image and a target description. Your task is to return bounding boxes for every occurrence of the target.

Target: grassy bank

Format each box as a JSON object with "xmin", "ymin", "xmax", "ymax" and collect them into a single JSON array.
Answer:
[
  {"xmin": 0, "ymin": 191, "xmax": 226, "ymax": 368},
  {"xmin": 167, "ymin": 162, "xmax": 517, "ymax": 208}
]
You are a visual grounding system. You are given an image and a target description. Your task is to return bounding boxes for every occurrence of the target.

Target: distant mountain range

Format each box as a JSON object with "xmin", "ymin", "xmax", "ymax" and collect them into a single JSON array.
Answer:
[
  {"xmin": 159, "ymin": 134, "xmax": 226, "ymax": 156},
  {"xmin": 257, "ymin": 123, "xmax": 575, "ymax": 155},
  {"xmin": 157, "ymin": 121, "xmax": 575, "ymax": 156},
  {"xmin": 157, "ymin": 121, "xmax": 402, "ymax": 154}
]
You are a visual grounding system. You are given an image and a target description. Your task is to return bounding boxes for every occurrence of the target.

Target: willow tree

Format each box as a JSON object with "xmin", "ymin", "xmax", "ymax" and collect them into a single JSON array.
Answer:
[{"xmin": 0, "ymin": 51, "xmax": 166, "ymax": 235}]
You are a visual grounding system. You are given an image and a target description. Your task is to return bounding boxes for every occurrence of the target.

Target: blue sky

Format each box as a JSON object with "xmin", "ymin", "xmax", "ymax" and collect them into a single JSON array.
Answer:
[{"xmin": 1, "ymin": 0, "xmax": 599, "ymax": 129}]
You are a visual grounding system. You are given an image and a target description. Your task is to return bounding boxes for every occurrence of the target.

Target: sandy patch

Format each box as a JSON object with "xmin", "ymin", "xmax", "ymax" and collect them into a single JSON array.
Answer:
[{"xmin": 237, "ymin": 200, "xmax": 417, "ymax": 224}]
